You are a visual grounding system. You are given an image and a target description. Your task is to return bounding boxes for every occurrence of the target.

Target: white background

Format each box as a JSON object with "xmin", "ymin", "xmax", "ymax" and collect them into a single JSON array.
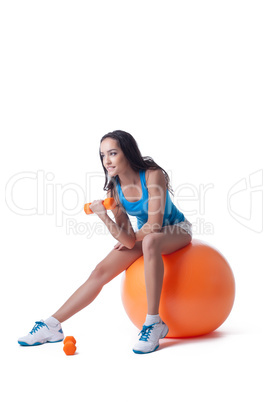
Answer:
[{"xmin": 1, "ymin": 1, "xmax": 267, "ymax": 401}]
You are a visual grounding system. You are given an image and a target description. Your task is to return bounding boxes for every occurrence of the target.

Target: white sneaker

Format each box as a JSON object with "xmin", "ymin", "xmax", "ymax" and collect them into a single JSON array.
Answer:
[
  {"xmin": 18, "ymin": 319, "xmax": 64, "ymax": 346},
  {"xmin": 133, "ymin": 320, "xmax": 169, "ymax": 354}
]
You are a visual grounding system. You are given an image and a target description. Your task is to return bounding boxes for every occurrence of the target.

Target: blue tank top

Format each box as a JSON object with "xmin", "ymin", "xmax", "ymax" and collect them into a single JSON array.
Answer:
[{"xmin": 115, "ymin": 170, "xmax": 185, "ymax": 229}]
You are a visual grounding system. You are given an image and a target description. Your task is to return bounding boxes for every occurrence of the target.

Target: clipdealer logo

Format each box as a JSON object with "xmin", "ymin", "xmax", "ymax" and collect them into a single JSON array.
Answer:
[
  {"xmin": 227, "ymin": 170, "xmax": 263, "ymax": 233},
  {"xmin": 5, "ymin": 169, "xmax": 264, "ymax": 236},
  {"xmin": 5, "ymin": 170, "xmax": 103, "ymax": 227}
]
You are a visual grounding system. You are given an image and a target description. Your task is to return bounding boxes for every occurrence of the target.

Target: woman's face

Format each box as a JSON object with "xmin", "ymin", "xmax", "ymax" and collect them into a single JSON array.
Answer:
[{"xmin": 100, "ymin": 138, "xmax": 129, "ymax": 176}]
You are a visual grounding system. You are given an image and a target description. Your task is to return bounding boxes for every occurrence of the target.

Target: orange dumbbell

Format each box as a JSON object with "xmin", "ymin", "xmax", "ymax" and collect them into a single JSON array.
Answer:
[
  {"xmin": 84, "ymin": 197, "xmax": 116, "ymax": 215},
  {"xmin": 63, "ymin": 336, "xmax": 77, "ymax": 356}
]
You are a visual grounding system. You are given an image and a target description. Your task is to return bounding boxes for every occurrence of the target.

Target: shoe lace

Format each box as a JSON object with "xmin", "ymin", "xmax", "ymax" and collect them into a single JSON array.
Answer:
[
  {"xmin": 30, "ymin": 321, "xmax": 49, "ymax": 335},
  {"xmin": 138, "ymin": 324, "xmax": 155, "ymax": 342}
]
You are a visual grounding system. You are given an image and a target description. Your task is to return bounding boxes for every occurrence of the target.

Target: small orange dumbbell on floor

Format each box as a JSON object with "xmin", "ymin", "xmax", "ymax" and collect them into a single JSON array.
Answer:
[
  {"xmin": 84, "ymin": 197, "xmax": 116, "ymax": 215},
  {"xmin": 63, "ymin": 336, "xmax": 77, "ymax": 356}
]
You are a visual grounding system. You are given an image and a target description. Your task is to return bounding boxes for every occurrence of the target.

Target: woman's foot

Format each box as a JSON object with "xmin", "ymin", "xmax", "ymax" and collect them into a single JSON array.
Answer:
[
  {"xmin": 18, "ymin": 317, "xmax": 64, "ymax": 346},
  {"xmin": 133, "ymin": 320, "xmax": 169, "ymax": 354}
]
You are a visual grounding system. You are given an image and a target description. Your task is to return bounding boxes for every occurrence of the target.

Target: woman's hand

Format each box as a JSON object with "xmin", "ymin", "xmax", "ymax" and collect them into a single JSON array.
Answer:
[
  {"xmin": 89, "ymin": 200, "xmax": 107, "ymax": 217},
  {"xmin": 113, "ymin": 241, "xmax": 128, "ymax": 251}
]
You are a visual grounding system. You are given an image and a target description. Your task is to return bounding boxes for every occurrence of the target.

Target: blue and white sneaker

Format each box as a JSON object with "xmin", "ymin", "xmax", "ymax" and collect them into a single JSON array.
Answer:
[
  {"xmin": 133, "ymin": 320, "xmax": 169, "ymax": 354},
  {"xmin": 18, "ymin": 319, "xmax": 64, "ymax": 346}
]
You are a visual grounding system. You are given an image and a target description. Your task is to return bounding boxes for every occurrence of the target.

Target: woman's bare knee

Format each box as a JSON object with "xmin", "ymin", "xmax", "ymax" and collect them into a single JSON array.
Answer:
[
  {"xmin": 142, "ymin": 233, "xmax": 160, "ymax": 254},
  {"xmin": 88, "ymin": 242, "xmax": 143, "ymax": 286},
  {"xmin": 89, "ymin": 263, "xmax": 109, "ymax": 286}
]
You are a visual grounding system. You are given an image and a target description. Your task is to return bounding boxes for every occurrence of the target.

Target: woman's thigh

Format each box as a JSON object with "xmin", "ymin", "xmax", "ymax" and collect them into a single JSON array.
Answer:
[
  {"xmin": 160, "ymin": 226, "xmax": 192, "ymax": 255},
  {"xmin": 142, "ymin": 225, "xmax": 192, "ymax": 256},
  {"xmin": 93, "ymin": 241, "xmax": 143, "ymax": 284}
]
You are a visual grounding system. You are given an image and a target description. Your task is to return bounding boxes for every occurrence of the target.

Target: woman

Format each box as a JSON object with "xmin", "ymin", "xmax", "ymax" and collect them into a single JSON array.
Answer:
[{"xmin": 18, "ymin": 130, "xmax": 192, "ymax": 354}]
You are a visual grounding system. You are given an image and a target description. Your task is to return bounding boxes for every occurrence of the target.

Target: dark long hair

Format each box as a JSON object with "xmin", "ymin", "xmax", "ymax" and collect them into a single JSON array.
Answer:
[{"xmin": 99, "ymin": 130, "xmax": 174, "ymax": 203}]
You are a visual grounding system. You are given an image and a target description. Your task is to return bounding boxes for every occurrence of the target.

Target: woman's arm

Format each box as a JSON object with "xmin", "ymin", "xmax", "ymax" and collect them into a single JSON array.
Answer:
[
  {"xmin": 134, "ymin": 169, "xmax": 166, "ymax": 242},
  {"xmin": 99, "ymin": 213, "xmax": 136, "ymax": 249},
  {"xmin": 89, "ymin": 191, "xmax": 136, "ymax": 249}
]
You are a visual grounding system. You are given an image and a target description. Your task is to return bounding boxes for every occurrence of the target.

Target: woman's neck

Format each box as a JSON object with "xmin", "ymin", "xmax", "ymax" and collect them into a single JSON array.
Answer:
[{"xmin": 118, "ymin": 169, "xmax": 141, "ymax": 187}]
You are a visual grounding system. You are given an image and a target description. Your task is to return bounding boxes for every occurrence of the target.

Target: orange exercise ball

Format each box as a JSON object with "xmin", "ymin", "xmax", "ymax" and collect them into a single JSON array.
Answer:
[{"xmin": 121, "ymin": 239, "xmax": 235, "ymax": 338}]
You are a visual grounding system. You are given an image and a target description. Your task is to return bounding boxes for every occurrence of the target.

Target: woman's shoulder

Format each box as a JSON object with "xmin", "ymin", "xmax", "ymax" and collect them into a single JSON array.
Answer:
[
  {"xmin": 145, "ymin": 167, "xmax": 164, "ymax": 179},
  {"xmin": 145, "ymin": 168, "xmax": 166, "ymax": 188}
]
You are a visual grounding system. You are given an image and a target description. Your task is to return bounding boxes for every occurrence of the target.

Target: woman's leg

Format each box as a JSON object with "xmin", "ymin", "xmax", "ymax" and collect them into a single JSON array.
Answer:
[
  {"xmin": 52, "ymin": 241, "xmax": 143, "ymax": 323},
  {"xmin": 142, "ymin": 226, "xmax": 192, "ymax": 315}
]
